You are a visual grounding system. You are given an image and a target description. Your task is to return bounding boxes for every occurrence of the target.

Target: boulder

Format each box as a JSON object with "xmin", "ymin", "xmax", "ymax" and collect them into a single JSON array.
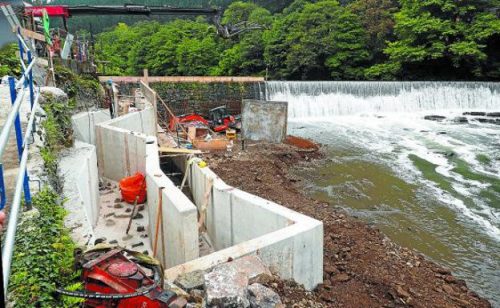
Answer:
[
  {"xmin": 424, "ymin": 115, "xmax": 446, "ymax": 121},
  {"xmin": 248, "ymin": 283, "xmax": 282, "ymax": 308},
  {"xmin": 214, "ymin": 255, "xmax": 272, "ymax": 284},
  {"xmin": 175, "ymin": 270, "xmax": 206, "ymax": 292},
  {"xmin": 463, "ymin": 111, "xmax": 486, "ymax": 116},
  {"xmin": 39, "ymin": 87, "xmax": 68, "ymax": 105},
  {"xmin": 204, "ymin": 266, "xmax": 250, "ymax": 307}
]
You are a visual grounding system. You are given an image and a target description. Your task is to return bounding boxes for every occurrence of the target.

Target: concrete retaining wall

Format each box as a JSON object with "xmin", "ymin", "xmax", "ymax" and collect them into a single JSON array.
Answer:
[
  {"xmin": 72, "ymin": 110, "xmax": 111, "ymax": 145},
  {"xmin": 60, "ymin": 141, "xmax": 100, "ymax": 245},
  {"xmin": 177, "ymin": 161, "xmax": 324, "ymax": 290},
  {"xmin": 95, "ymin": 108, "xmax": 155, "ymax": 182},
  {"xmin": 94, "ymin": 105, "xmax": 199, "ymax": 268}
]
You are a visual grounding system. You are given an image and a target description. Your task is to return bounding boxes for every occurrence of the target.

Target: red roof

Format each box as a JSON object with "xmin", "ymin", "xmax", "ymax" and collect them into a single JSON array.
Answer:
[{"xmin": 24, "ymin": 6, "xmax": 70, "ymax": 18}]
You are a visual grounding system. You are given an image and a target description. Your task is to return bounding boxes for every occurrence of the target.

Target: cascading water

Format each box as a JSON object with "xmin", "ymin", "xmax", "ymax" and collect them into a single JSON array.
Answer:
[
  {"xmin": 267, "ymin": 81, "xmax": 500, "ymax": 305},
  {"xmin": 263, "ymin": 81, "xmax": 500, "ymax": 118}
]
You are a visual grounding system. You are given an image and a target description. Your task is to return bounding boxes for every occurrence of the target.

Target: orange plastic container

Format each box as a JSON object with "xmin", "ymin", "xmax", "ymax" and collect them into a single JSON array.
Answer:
[{"xmin": 119, "ymin": 173, "xmax": 147, "ymax": 204}]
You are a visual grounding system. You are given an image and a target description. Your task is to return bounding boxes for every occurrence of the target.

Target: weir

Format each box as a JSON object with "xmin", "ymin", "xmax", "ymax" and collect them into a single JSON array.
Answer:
[{"xmin": 264, "ymin": 81, "xmax": 500, "ymax": 118}]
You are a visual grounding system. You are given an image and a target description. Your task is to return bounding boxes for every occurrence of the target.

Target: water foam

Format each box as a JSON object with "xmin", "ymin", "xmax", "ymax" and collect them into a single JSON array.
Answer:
[{"xmin": 265, "ymin": 81, "xmax": 500, "ymax": 118}]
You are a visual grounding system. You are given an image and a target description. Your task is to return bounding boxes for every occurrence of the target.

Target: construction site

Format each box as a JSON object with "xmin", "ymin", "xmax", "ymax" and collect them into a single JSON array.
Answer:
[{"xmin": 1, "ymin": 2, "xmax": 499, "ymax": 308}]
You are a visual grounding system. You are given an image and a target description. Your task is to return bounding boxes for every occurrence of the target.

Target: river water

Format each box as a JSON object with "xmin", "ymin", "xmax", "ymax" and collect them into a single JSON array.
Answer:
[{"xmin": 264, "ymin": 81, "xmax": 500, "ymax": 305}]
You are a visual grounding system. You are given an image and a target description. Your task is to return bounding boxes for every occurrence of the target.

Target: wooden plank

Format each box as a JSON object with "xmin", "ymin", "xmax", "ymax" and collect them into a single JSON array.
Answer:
[
  {"xmin": 14, "ymin": 27, "xmax": 46, "ymax": 42},
  {"xmin": 158, "ymin": 147, "xmax": 203, "ymax": 154}
]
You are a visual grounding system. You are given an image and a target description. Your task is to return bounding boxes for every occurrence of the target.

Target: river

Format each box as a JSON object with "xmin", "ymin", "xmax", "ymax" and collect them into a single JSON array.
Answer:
[{"xmin": 264, "ymin": 81, "xmax": 500, "ymax": 305}]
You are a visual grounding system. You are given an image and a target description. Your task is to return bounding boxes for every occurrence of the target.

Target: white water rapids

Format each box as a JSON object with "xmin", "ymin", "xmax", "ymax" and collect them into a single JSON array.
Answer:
[{"xmin": 263, "ymin": 81, "xmax": 500, "ymax": 304}]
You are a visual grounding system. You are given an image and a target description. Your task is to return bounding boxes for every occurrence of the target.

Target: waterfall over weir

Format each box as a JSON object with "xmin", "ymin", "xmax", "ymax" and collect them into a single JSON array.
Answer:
[{"xmin": 264, "ymin": 81, "xmax": 500, "ymax": 119}]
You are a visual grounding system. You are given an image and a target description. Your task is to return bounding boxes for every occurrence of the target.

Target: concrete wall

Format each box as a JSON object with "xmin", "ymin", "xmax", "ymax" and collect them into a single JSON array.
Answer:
[
  {"xmin": 180, "ymin": 161, "xmax": 324, "ymax": 290},
  {"xmin": 72, "ymin": 110, "xmax": 111, "ymax": 145},
  {"xmin": 95, "ymin": 108, "xmax": 155, "ymax": 182},
  {"xmin": 94, "ymin": 104, "xmax": 199, "ymax": 268},
  {"xmin": 144, "ymin": 140, "xmax": 199, "ymax": 267},
  {"xmin": 242, "ymin": 100, "xmax": 288, "ymax": 143},
  {"xmin": 60, "ymin": 141, "xmax": 100, "ymax": 245}
]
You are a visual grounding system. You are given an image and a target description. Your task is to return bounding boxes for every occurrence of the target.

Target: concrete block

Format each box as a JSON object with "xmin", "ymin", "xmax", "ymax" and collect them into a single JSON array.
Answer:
[{"xmin": 242, "ymin": 100, "xmax": 288, "ymax": 143}]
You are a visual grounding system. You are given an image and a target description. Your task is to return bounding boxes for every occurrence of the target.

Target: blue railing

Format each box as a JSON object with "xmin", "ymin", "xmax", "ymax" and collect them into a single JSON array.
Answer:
[{"xmin": 0, "ymin": 29, "xmax": 41, "ymax": 295}]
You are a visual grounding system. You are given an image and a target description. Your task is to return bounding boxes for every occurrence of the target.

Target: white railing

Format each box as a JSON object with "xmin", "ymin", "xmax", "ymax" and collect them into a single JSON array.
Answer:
[{"xmin": 0, "ymin": 28, "xmax": 40, "ymax": 297}]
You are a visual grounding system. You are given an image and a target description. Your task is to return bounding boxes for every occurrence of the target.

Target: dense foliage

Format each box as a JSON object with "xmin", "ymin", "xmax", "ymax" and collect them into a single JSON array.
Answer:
[
  {"xmin": 9, "ymin": 188, "xmax": 81, "ymax": 307},
  {"xmin": 92, "ymin": 0, "xmax": 499, "ymax": 80},
  {"xmin": 0, "ymin": 43, "xmax": 21, "ymax": 77}
]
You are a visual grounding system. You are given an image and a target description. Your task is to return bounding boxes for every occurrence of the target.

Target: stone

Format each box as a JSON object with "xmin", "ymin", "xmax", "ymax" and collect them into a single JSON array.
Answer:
[
  {"xmin": 94, "ymin": 237, "xmax": 106, "ymax": 245},
  {"xmin": 248, "ymin": 283, "xmax": 282, "ymax": 308},
  {"xmin": 165, "ymin": 281, "xmax": 189, "ymax": 298},
  {"xmin": 433, "ymin": 267, "xmax": 451, "ymax": 275},
  {"xmin": 204, "ymin": 266, "xmax": 250, "ymax": 307},
  {"xmin": 132, "ymin": 213, "xmax": 144, "ymax": 220},
  {"xmin": 444, "ymin": 275, "xmax": 457, "ymax": 284},
  {"xmin": 131, "ymin": 242, "xmax": 144, "ymax": 248},
  {"xmin": 137, "ymin": 226, "xmax": 145, "ymax": 232},
  {"xmin": 442, "ymin": 284, "xmax": 455, "ymax": 295},
  {"xmin": 463, "ymin": 111, "xmax": 486, "ymax": 116},
  {"xmin": 395, "ymin": 286, "xmax": 410, "ymax": 298},
  {"xmin": 332, "ymin": 273, "xmax": 350, "ymax": 283},
  {"xmin": 453, "ymin": 116, "xmax": 468, "ymax": 123},
  {"xmin": 105, "ymin": 219, "xmax": 115, "ymax": 226},
  {"xmin": 113, "ymin": 203, "xmax": 123, "ymax": 209},
  {"xmin": 214, "ymin": 255, "xmax": 272, "ymax": 284},
  {"xmin": 39, "ymin": 87, "xmax": 68, "ymax": 105},
  {"xmin": 189, "ymin": 289, "xmax": 204, "ymax": 303},
  {"xmin": 169, "ymin": 297, "xmax": 188, "ymax": 308},
  {"xmin": 424, "ymin": 115, "xmax": 446, "ymax": 121},
  {"xmin": 175, "ymin": 270, "xmax": 205, "ymax": 292}
]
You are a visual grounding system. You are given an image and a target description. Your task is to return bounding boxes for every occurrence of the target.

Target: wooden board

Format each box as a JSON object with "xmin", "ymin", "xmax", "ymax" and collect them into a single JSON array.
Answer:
[
  {"xmin": 14, "ymin": 27, "xmax": 46, "ymax": 42},
  {"xmin": 158, "ymin": 147, "xmax": 202, "ymax": 154}
]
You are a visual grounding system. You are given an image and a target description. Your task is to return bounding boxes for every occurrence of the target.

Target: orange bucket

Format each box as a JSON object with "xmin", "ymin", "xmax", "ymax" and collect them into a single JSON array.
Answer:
[{"xmin": 119, "ymin": 173, "xmax": 147, "ymax": 204}]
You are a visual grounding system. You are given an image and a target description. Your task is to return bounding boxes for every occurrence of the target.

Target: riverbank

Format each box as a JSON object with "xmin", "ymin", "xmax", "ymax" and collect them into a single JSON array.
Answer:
[{"xmin": 204, "ymin": 140, "xmax": 491, "ymax": 307}]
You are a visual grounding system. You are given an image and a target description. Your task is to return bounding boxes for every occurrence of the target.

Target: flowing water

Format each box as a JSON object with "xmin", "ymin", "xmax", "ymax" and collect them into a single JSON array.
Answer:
[{"xmin": 264, "ymin": 81, "xmax": 500, "ymax": 305}]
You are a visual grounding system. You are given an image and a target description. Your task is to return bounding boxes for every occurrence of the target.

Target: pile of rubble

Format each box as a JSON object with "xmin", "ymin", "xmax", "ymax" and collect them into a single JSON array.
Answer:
[{"xmin": 168, "ymin": 256, "xmax": 283, "ymax": 308}]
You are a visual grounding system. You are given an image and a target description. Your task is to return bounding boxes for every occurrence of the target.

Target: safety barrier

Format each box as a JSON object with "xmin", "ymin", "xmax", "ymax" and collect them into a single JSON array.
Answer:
[{"xmin": 0, "ymin": 30, "xmax": 40, "ymax": 295}]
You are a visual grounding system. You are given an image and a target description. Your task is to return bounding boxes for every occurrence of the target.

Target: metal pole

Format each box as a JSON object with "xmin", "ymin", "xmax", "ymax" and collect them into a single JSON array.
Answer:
[
  {"xmin": 0, "ymin": 164, "xmax": 5, "ymax": 210},
  {"xmin": 8, "ymin": 78, "xmax": 32, "ymax": 209},
  {"xmin": 0, "ymin": 91, "xmax": 25, "ymax": 160},
  {"xmin": 27, "ymin": 51, "xmax": 35, "ymax": 109},
  {"xmin": 2, "ymin": 145, "xmax": 29, "ymax": 295}
]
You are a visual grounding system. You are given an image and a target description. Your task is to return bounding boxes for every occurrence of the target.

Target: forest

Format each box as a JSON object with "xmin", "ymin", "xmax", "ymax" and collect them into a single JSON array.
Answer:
[{"xmin": 52, "ymin": 0, "xmax": 500, "ymax": 80}]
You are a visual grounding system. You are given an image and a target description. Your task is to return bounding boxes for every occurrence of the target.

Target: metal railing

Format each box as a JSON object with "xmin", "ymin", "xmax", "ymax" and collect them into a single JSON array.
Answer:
[{"xmin": 0, "ymin": 29, "xmax": 41, "ymax": 296}]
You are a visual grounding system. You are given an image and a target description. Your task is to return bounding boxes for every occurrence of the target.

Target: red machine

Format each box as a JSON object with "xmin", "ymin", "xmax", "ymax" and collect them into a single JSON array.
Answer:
[
  {"xmin": 168, "ymin": 106, "xmax": 240, "ymax": 133},
  {"xmin": 58, "ymin": 248, "xmax": 176, "ymax": 307}
]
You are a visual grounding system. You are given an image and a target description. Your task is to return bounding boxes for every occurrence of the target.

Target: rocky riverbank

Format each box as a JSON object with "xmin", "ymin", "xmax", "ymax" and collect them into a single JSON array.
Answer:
[{"xmin": 204, "ymin": 140, "xmax": 491, "ymax": 307}]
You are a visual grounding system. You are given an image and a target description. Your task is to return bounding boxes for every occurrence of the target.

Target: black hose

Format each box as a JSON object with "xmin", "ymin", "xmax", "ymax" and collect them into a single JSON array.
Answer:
[{"xmin": 56, "ymin": 264, "xmax": 161, "ymax": 300}]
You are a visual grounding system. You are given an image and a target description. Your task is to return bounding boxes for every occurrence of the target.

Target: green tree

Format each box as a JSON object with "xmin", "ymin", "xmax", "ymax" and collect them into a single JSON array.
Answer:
[
  {"xmin": 265, "ymin": 0, "xmax": 369, "ymax": 80},
  {"xmin": 216, "ymin": 2, "xmax": 273, "ymax": 76},
  {"xmin": 348, "ymin": 0, "xmax": 399, "ymax": 60},
  {"xmin": 370, "ymin": 0, "xmax": 500, "ymax": 80}
]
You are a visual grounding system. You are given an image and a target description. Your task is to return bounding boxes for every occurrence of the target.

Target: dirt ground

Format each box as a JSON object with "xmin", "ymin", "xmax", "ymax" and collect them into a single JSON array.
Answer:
[{"xmin": 204, "ymin": 140, "xmax": 491, "ymax": 308}]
